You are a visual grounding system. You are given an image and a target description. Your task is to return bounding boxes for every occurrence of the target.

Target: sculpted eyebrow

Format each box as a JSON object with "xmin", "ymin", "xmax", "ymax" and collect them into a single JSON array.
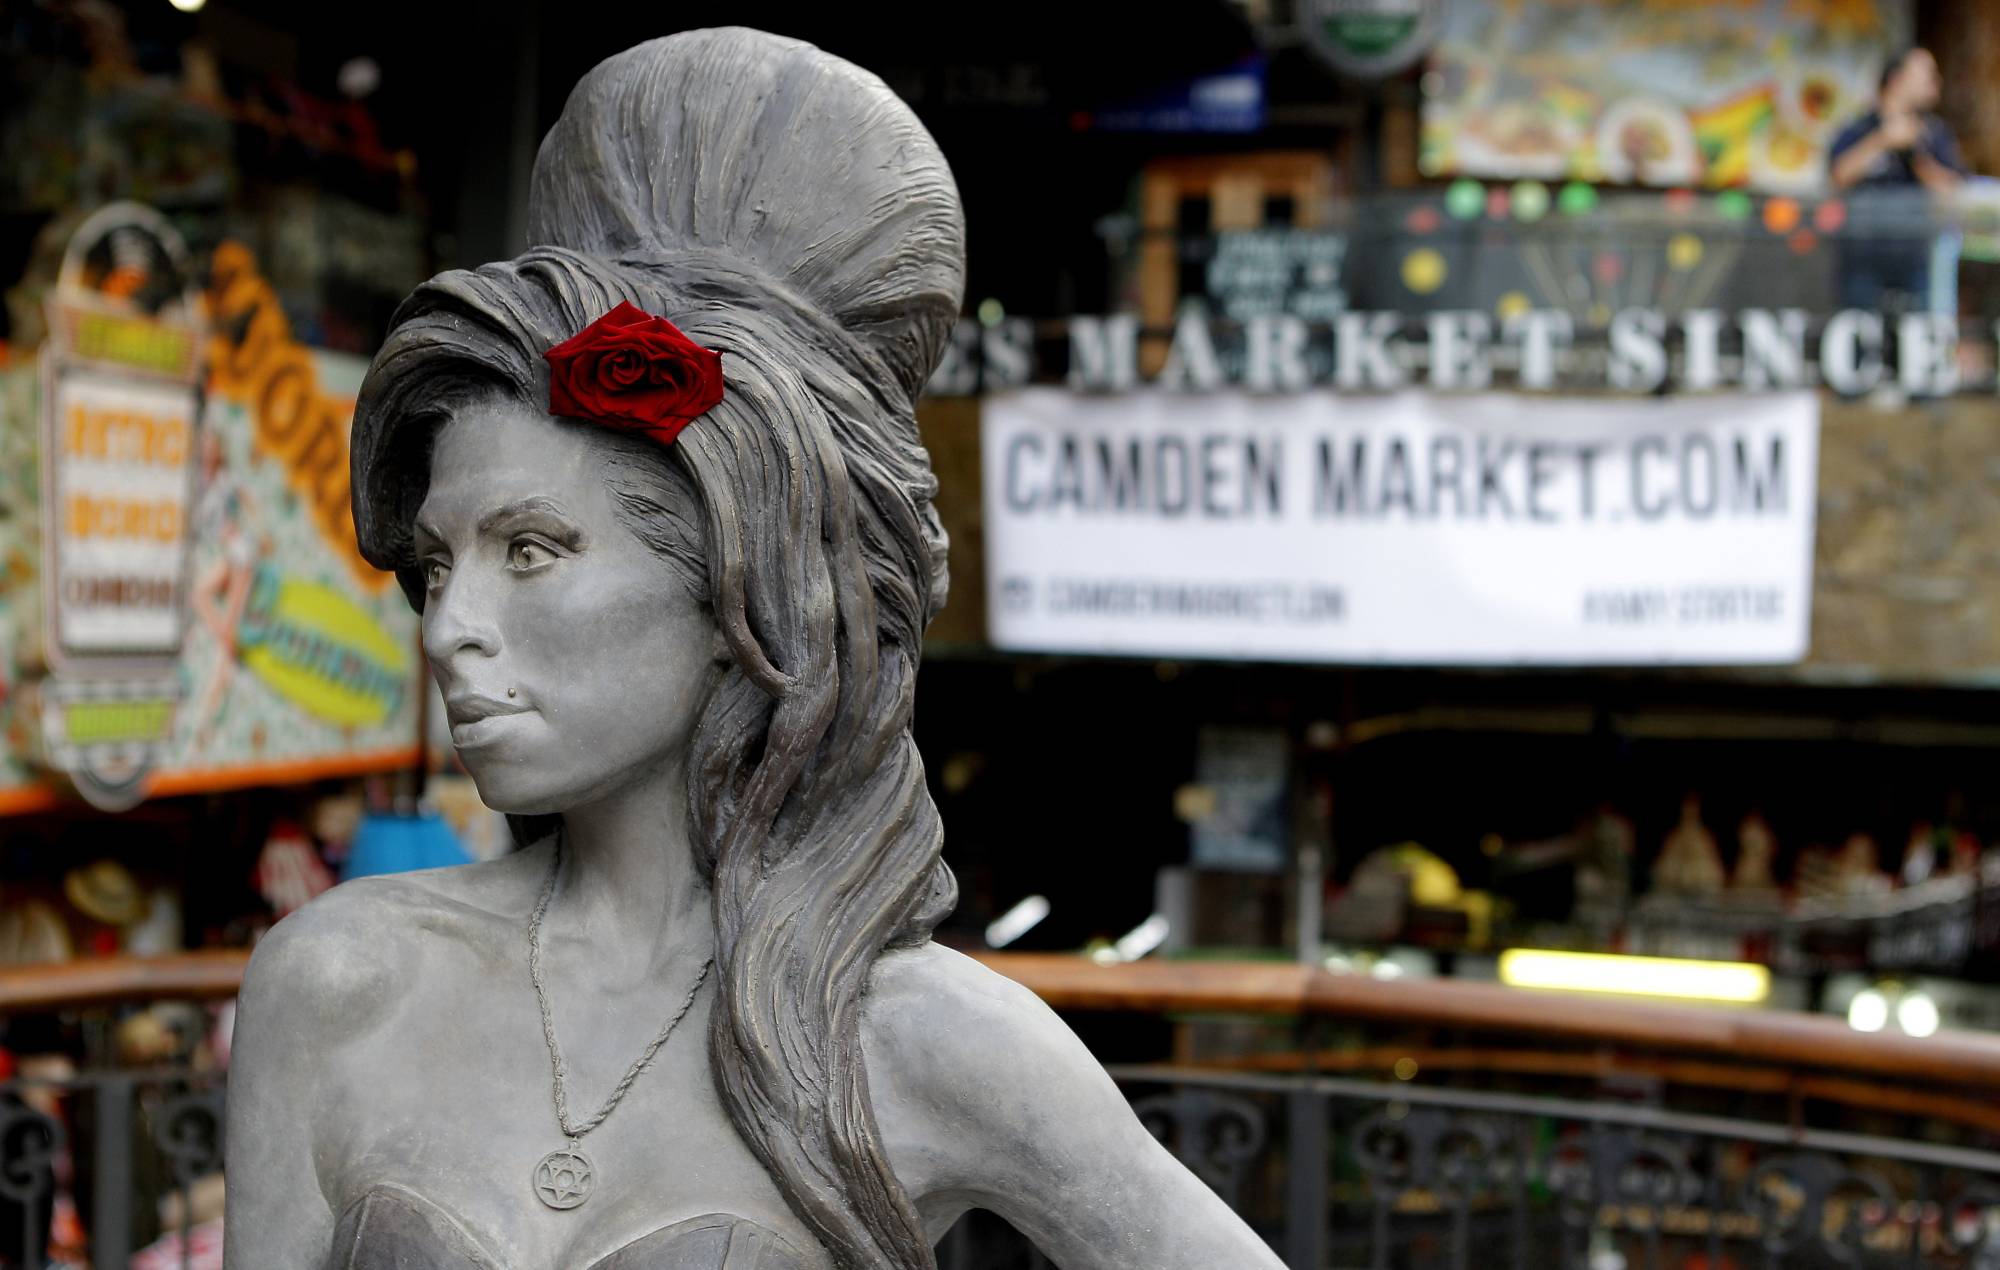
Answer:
[{"xmin": 478, "ymin": 497, "xmax": 587, "ymax": 545}]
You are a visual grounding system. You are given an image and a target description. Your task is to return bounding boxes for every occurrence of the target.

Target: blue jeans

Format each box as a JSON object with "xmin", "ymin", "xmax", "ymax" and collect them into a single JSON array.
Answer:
[
  {"xmin": 1839, "ymin": 189, "xmax": 1939, "ymax": 313},
  {"xmin": 1838, "ymin": 240, "xmax": 1932, "ymax": 311}
]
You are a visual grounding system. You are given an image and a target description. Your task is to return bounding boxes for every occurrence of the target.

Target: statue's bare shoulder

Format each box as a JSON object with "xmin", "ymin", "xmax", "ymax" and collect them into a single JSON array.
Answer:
[
  {"xmin": 862, "ymin": 943, "xmax": 1089, "ymax": 1112},
  {"xmin": 240, "ymin": 847, "xmax": 545, "ymax": 1029},
  {"xmin": 860, "ymin": 945, "xmax": 1281, "ymax": 1267},
  {"xmin": 224, "ymin": 849, "xmax": 549, "ymax": 1267},
  {"xmin": 238, "ymin": 875, "xmax": 420, "ymax": 1035}
]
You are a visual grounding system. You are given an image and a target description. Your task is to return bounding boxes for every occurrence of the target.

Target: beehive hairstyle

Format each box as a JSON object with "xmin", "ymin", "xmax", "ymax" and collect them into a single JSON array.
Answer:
[{"xmin": 350, "ymin": 28, "xmax": 965, "ymax": 1269}]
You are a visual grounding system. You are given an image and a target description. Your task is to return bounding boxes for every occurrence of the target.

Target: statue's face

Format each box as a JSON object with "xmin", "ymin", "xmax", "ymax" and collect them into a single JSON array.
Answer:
[{"xmin": 414, "ymin": 398, "xmax": 717, "ymax": 813}]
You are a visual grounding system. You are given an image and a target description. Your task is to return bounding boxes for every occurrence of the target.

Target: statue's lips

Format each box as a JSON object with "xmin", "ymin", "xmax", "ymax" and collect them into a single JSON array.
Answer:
[
  {"xmin": 450, "ymin": 713, "xmax": 535, "ymax": 749},
  {"xmin": 445, "ymin": 694, "xmax": 532, "ymax": 747}
]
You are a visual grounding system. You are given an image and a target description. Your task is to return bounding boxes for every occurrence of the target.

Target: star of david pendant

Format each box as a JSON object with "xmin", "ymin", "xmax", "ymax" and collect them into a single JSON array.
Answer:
[{"xmin": 532, "ymin": 1145, "xmax": 594, "ymax": 1210}]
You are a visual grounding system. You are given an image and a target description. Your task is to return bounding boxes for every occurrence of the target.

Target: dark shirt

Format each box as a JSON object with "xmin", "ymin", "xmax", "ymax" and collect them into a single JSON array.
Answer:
[{"xmin": 1829, "ymin": 110, "xmax": 1964, "ymax": 189}]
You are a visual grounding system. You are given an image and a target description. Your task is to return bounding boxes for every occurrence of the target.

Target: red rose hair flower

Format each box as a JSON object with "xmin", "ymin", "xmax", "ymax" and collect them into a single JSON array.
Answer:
[{"xmin": 542, "ymin": 301, "xmax": 724, "ymax": 447}]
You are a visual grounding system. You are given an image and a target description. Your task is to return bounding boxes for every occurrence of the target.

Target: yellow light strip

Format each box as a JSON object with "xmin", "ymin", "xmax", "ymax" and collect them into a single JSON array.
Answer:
[{"xmin": 1497, "ymin": 949, "xmax": 1771, "ymax": 1004}]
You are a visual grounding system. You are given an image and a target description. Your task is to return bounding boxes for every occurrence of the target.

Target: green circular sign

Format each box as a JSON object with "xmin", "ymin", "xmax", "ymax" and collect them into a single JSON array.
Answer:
[
  {"xmin": 1444, "ymin": 179, "xmax": 1485, "ymax": 220},
  {"xmin": 1301, "ymin": 0, "xmax": 1445, "ymax": 79},
  {"xmin": 1557, "ymin": 182, "xmax": 1599, "ymax": 216}
]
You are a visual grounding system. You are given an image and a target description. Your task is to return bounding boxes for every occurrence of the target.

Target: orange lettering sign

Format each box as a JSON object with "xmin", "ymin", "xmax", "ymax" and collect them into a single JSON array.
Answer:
[
  {"xmin": 64, "ymin": 404, "xmax": 191, "ymax": 465},
  {"xmin": 66, "ymin": 494, "xmax": 183, "ymax": 542},
  {"xmin": 206, "ymin": 242, "xmax": 384, "ymax": 591}
]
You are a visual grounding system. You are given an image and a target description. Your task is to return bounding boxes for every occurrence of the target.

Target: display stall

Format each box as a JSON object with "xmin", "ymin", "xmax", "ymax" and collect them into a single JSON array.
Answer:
[{"xmin": 0, "ymin": 12, "xmax": 478, "ymax": 1260}]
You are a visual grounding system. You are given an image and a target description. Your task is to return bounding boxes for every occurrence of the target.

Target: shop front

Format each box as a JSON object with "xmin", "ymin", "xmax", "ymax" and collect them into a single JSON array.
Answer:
[{"xmin": 911, "ymin": 215, "xmax": 2000, "ymax": 1037}]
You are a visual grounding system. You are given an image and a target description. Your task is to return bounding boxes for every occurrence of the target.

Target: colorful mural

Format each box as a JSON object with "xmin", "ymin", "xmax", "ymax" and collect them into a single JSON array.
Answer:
[{"xmin": 1421, "ymin": 0, "xmax": 1913, "ymax": 193}]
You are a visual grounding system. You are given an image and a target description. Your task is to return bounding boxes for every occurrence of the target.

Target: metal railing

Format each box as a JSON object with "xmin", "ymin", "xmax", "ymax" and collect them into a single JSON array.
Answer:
[
  {"xmin": 946, "ymin": 954, "xmax": 2000, "ymax": 1269},
  {"xmin": 1097, "ymin": 1066, "xmax": 2000, "ymax": 1270},
  {"xmin": 0, "ymin": 1072, "xmax": 223, "ymax": 1269},
  {"xmin": 3, "ymin": 951, "xmax": 1997, "ymax": 1268}
]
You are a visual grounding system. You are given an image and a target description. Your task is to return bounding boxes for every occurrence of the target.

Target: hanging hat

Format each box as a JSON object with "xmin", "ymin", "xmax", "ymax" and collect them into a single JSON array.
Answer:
[
  {"xmin": 64, "ymin": 858, "xmax": 146, "ymax": 926},
  {"xmin": 0, "ymin": 900, "xmax": 74, "ymax": 964}
]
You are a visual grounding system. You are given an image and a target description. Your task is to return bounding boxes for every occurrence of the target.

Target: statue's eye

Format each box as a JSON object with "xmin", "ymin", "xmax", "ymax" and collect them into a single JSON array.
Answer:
[
  {"xmin": 423, "ymin": 558, "xmax": 450, "ymax": 591},
  {"xmin": 508, "ymin": 539, "xmax": 558, "ymax": 570}
]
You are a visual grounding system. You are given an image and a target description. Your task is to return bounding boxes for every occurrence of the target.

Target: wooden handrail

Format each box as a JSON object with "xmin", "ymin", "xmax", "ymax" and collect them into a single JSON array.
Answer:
[
  {"xmin": 4, "ymin": 948, "xmax": 1997, "ymax": 1089},
  {"xmin": 1202, "ymin": 1047, "xmax": 2000, "ymax": 1132},
  {"xmin": 968, "ymin": 952, "xmax": 2000, "ymax": 1087},
  {"xmin": 0, "ymin": 950, "xmax": 249, "ymax": 1014}
]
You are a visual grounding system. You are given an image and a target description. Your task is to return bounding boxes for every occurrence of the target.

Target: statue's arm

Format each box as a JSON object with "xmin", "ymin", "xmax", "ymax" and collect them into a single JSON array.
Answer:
[
  {"xmin": 223, "ymin": 893, "xmax": 374, "ymax": 1269},
  {"xmin": 865, "ymin": 946, "xmax": 1287, "ymax": 1269}
]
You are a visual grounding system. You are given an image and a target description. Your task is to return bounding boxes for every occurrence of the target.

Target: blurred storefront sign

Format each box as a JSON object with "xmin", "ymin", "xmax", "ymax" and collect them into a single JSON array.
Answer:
[
  {"xmin": 32, "ymin": 203, "xmax": 203, "ymax": 808},
  {"xmin": 206, "ymin": 242, "xmax": 386, "ymax": 591},
  {"xmin": 167, "ymin": 243, "xmax": 418, "ymax": 777},
  {"xmin": 1186, "ymin": 726, "xmax": 1290, "ymax": 873},
  {"xmin": 43, "ymin": 371, "xmax": 196, "ymax": 659},
  {"xmin": 935, "ymin": 308, "xmax": 1964, "ymax": 396},
  {"xmin": 0, "ymin": 234, "xmax": 421, "ymax": 814},
  {"xmin": 1204, "ymin": 231, "xmax": 1348, "ymax": 322},
  {"xmin": 1421, "ymin": 0, "xmax": 1910, "ymax": 191},
  {"xmin": 235, "ymin": 565, "xmax": 409, "ymax": 728},
  {"xmin": 982, "ymin": 388, "xmax": 1817, "ymax": 665},
  {"xmin": 1083, "ymin": 56, "xmax": 1266, "ymax": 134},
  {"xmin": 1301, "ymin": 0, "xmax": 1442, "ymax": 80}
]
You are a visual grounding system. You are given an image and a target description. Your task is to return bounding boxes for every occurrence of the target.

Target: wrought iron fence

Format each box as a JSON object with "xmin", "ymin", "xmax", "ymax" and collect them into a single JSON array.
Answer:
[
  {"xmin": 936, "ymin": 1064, "xmax": 2000, "ymax": 1269},
  {"xmin": 5, "ymin": 1061, "xmax": 1994, "ymax": 1269},
  {"xmin": 1, "ymin": 952, "xmax": 1996, "ymax": 1269},
  {"xmin": 0, "ymin": 1070, "xmax": 224, "ymax": 1269}
]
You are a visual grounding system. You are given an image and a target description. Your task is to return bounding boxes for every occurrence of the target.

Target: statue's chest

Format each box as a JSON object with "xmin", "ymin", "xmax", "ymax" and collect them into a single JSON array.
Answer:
[{"xmin": 318, "ymin": 975, "xmax": 789, "ymax": 1252}]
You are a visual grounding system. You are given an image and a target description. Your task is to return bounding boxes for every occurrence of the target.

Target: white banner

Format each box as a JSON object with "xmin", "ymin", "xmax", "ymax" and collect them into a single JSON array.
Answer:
[{"xmin": 981, "ymin": 389, "xmax": 1818, "ymax": 665}]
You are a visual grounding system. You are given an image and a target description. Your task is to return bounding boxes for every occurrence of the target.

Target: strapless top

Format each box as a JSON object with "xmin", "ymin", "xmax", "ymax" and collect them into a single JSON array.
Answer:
[{"xmin": 323, "ymin": 1184, "xmax": 819, "ymax": 1269}]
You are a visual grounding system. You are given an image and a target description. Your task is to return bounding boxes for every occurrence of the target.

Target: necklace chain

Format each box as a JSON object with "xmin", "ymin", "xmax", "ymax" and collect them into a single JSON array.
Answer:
[{"xmin": 527, "ymin": 831, "xmax": 712, "ymax": 1141}]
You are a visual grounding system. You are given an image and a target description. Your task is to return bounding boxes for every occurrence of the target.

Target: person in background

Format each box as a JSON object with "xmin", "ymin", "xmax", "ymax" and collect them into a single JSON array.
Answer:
[{"xmin": 1828, "ymin": 47, "xmax": 1964, "ymax": 313}]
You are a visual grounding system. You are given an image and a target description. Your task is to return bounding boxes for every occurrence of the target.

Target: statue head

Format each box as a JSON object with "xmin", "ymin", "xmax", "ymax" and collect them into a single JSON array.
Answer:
[
  {"xmin": 350, "ymin": 28, "xmax": 964, "ymax": 1268},
  {"xmin": 406, "ymin": 390, "xmax": 724, "ymax": 814}
]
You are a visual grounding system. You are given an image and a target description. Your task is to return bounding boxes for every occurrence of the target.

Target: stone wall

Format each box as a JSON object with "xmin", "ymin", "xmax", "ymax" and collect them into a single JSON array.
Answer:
[{"xmin": 1813, "ymin": 395, "xmax": 2000, "ymax": 677}]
